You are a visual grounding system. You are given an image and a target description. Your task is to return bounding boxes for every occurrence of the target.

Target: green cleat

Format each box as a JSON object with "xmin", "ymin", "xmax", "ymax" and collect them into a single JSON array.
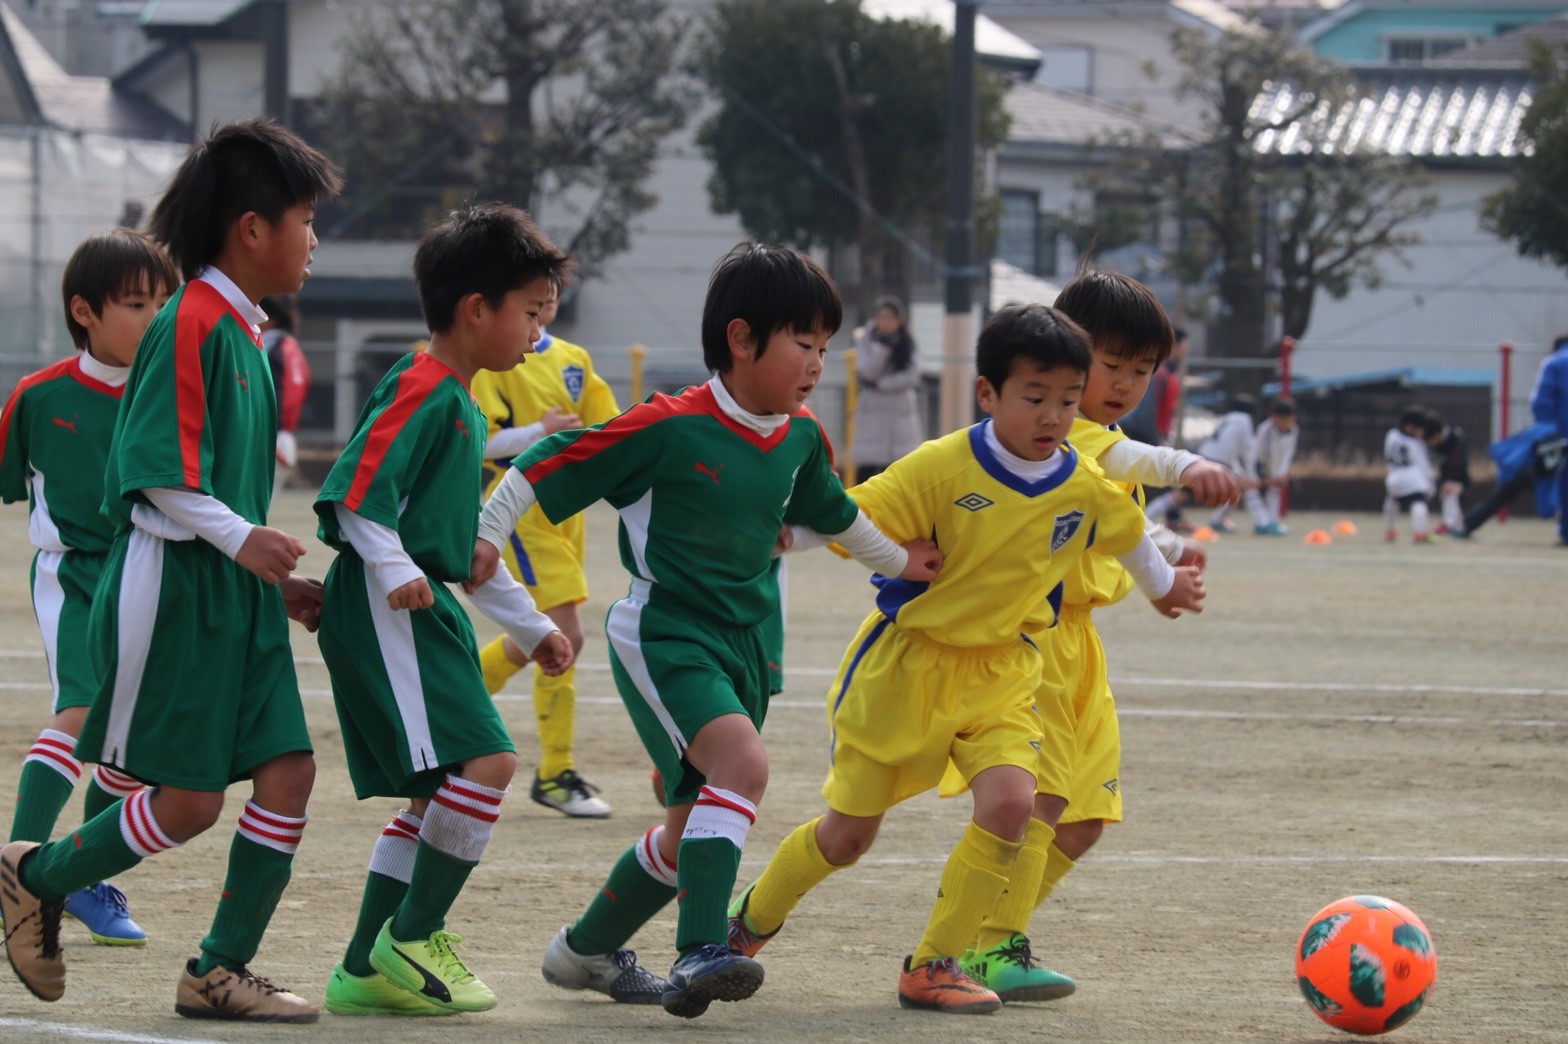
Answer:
[
  {"xmin": 324, "ymin": 962, "xmax": 453, "ymax": 1016},
  {"xmin": 369, "ymin": 920, "xmax": 497, "ymax": 1013},
  {"xmin": 960, "ymin": 934, "xmax": 1076, "ymax": 1003}
]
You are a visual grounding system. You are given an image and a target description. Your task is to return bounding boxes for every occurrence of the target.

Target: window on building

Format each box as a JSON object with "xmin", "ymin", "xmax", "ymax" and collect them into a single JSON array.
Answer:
[
  {"xmin": 1035, "ymin": 46, "xmax": 1092, "ymax": 95},
  {"xmin": 1383, "ymin": 35, "xmax": 1478, "ymax": 63},
  {"xmin": 998, "ymin": 190, "xmax": 1054, "ymax": 276}
]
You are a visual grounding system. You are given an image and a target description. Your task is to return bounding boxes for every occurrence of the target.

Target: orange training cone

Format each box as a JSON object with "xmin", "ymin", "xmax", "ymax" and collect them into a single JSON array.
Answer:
[
  {"xmin": 1331, "ymin": 520, "xmax": 1359, "ymax": 536},
  {"xmin": 1303, "ymin": 529, "xmax": 1333, "ymax": 545},
  {"xmin": 1192, "ymin": 525, "xmax": 1219, "ymax": 542}
]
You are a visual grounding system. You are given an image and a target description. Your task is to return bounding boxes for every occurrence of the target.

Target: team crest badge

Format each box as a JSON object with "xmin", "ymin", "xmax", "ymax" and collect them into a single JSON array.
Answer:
[
  {"xmin": 1050, "ymin": 509, "xmax": 1084, "ymax": 552},
  {"xmin": 562, "ymin": 365, "xmax": 585, "ymax": 400}
]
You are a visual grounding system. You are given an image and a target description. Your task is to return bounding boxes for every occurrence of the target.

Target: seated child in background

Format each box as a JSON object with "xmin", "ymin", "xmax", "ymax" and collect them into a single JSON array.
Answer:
[
  {"xmin": 1247, "ymin": 397, "xmax": 1299, "ymax": 536},
  {"xmin": 1384, "ymin": 406, "xmax": 1437, "ymax": 543},
  {"xmin": 1423, "ymin": 410, "xmax": 1469, "ymax": 537}
]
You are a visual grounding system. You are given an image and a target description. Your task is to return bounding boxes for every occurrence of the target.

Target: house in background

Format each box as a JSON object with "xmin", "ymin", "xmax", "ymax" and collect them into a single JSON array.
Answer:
[{"xmin": 1299, "ymin": 0, "xmax": 1568, "ymax": 65}]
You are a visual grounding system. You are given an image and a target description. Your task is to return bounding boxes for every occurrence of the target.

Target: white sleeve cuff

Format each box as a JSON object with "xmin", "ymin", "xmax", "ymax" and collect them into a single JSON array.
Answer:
[
  {"xmin": 1118, "ymin": 533, "xmax": 1176, "ymax": 600},
  {"xmin": 825, "ymin": 510, "xmax": 909, "ymax": 576},
  {"xmin": 477, "ymin": 467, "xmax": 538, "ymax": 551},
  {"xmin": 1145, "ymin": 517, "xmax": 1186, "ymax": 564},
  {"xmin": 483, "ymin": 422, "xmax": 547, "ymax": 460},
  {"xmin": 784, "ymin": 525, "xmax": 834, "ymax": 554},
  {"xmin": 333, "ymin": 504, "xmax": 425, "ymax": 598},
  {"xmin": 463, "ymin": 565, "xmax": 558, "ymax": 653},
  {"xmin": 1099, "ymin": 440, "xmax": 1204, "ymax": 488},
  {"xmin": 141, "ymin": 487, "xmax": 255, "ymax": 559}
]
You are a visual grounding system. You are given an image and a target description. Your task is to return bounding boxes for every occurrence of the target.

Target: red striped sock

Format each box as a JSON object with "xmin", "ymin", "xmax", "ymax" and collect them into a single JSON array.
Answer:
[
  {"xmin": 421, "ymin": 776, "xmax": 507, "ymax": 863},
  {"xmin": 367, "ymin": 809, "xmax": 422, "ymax": 883},
  {"xmin": 24, "ymin": 728, "xmax": 82, "ymax": 784},
  {"xmin": 236, "ymin": 800, "xmax": 307, "ymax": 856},
  {"xmin": 118, "ymin": 789, "xmax": 179, "ymax": 858}
]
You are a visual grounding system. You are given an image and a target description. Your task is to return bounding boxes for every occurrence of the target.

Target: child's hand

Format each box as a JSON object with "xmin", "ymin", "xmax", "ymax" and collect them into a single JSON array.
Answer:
[
  {"xmin": 1175, "ymin": 540, "xmax": 1207, "ymax": 572},
  {"xmin": 236, "ymin": 527, "xmax": 305, "ymax": 584},
  {"xmin": 1181, "ymin": 460, "xmax": 1240, "ymax": 506},
  {"xmin": 1150, "ymin": 565, "xmax": 1205, "ymax": 619},
  {"xmin": 899, "ymin": 538, "xmax": 942, "ymax": 581},
  {"xmin": 531, "ymin": 630, "xmax": 574, "ymax": 676},
  {"xmin": 279, "ymin": 575, "xmax": 324, "ymax": 631},
  {"xmin": 539, "ymin": 406, "xmax": 581, "ymax": 435},
  {"xmin": 773, "ymin": 525, "xmax": 794, "ymax": 556},
  {"xmin": 464, "ymin": 540, "xmax": 500, "ymax": 593},
  {"xmin": 388, "ymin": 577, "xmax": 434, "ymax": 611}
]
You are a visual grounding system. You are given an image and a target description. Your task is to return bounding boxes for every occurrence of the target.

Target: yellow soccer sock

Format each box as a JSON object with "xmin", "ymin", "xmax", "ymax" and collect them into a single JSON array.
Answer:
[
  {"xmin": 745, "ymin": 817, "xmax": 842, "ymax": 937},
  {"xmin": 534, "ymin": 665, "xmax": 577, "ymax": 780},
  {"xmin": 912, "ymin": 821, "xmax": 1021, "ymax": 967},
  {"xmin": 1034, "ymin": 842, "xmax": 1077, "ymax": 909},
  {"xmin": 975, "ymin": 817, "xmax": 1055, "ymax": 951},
  {"xmin": 479, "ymin": 636, "xmax": 523, "ymax": 695}
]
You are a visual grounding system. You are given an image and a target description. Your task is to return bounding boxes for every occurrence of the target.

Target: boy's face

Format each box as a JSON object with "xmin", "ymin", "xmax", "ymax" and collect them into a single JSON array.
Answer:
[
  {"xmin": 73, "ymin": 281, "xmax": 171, "ymax": 368},
  {"xmin": 727, "ymin": 321, "xmax": 829, "ymax": 415},
  {"xmin": 1080, "ymin": 347, "xmax": 1157, "ymax": 427},
  {"xmin": 976, "ymin": 359, "xmax": 1083, "ymax": 462},
  {"xmin": 476, "ymin": 276, "xmax": 553, "ymax": 372},
  {"xmin": 538, "ymin": 290, "xmax": 560, "ymax": 331},
  {"xmin": 254, "ymin": 202, "xmax": 319, "ymax": 296},
  {"xmin": 1273, "ymin": 414, "xmax": 1296, "ymax": 433}
]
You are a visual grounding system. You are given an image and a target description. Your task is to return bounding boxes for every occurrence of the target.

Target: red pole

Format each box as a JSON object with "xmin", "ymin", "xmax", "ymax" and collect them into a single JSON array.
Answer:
[
  {"xmin": 1277, "ymin": 337, "xmax": 1295, "ymax": 517},
  {"xmin": 1498, "ymin": 341, "xmax": 1514, "ymax": 523}
]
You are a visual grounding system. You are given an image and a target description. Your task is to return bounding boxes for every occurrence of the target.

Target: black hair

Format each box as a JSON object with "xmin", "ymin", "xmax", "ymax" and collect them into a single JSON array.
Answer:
[
  {"xmin": 147, "ymin": 117, "xmax": 343, "ymax": 281},
  {"xmin": 414, "ymin": 203, "xmax": 574, "ymax": 334},
  {"xmin": 61, "ymin": 228, "xmax": 179, "ymax": 350},
  {"xmin": 975, "ymin": 303, "xmax": 1091, "ymax": 390},
  {"xmin": 1422, "ymin": 409, "xmax": 1446, "ymax": 438},
  {"xmin": 1052, "ymin": 270, "xmax": 1174, "ymax": 365},
  {"xmin": 1400, "ymin": 406, "xmax": 1430, "ymax": 430},
  {"xmin": 1172, "ymin": 325, "xmax": 1188, "ymax": 342},
  {"xmin": 871, "ymin": 294, "xmax": 915, "ymax": 372},
  {"xmin": 701, "ymin": 242, "xmax": 842, "ymax": 372},
  {"xmin": 1228, "ymin": 393, "xmax": 1258, "ymax": 415},
  {"xmin": 259, "ymin": 294, "xmax": 299, "ymax": 334},
  {"xmin": 1553, "ymin": 332, "xmax": 1568, "ymax": 352},
  {"xmin": 1269, "ymin": 396, "xmax": 1297, "ymax": 417}
]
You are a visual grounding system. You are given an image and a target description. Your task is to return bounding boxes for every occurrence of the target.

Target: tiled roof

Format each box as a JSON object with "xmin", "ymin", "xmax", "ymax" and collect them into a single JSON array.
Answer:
[
  {"xmin": 1004, "ymin": 79, "xmax": 1195, "ymax": 149},
  {"xmin": 139, "ymin": 1, "xmax": 253, "ymax": 27},
  {"xmin": 990, "ymin": 258, "xmax": 1062, "ymax": 310},
  {"xmin": 1252, "ymin": 69, "xmax": 1532, "ymax": 161},
  {"xmin": 1432, "ymin": 14, "xmax": 1568, "ymax": 68}
]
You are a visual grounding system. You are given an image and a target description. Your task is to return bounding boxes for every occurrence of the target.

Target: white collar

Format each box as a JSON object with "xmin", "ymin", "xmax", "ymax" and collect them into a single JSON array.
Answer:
[
  {"xmin": 983, "ymin": 421, "xmax": 1068, "ymax": 482},
  {"xmin": 78, "ymin": 350, "xmax": 129, "ymax": 387},
  {"xmin": 194, "ymin": 266, "xmax": 268, "ymax": 335},
  {"xmin": 708, "ymin": 375, "xmax": 790, "ymax": 437}
]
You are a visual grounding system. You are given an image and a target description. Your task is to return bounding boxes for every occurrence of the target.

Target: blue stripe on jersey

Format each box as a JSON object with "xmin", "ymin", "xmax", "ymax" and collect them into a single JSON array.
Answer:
[
  {"xmin": 1046, "ymin": 581, "xmax": 1064, "ymax": 624},
  {"xmin": 871, "ymin": 572, "xmax": 928, "ymax": 622},
  {"xmin": 1086, "ymin": 521, "xmax": 1097, "ymax": 549},
  {"xmin": 968, "ymin": 421, "xmax": 1079, "ymax": 497},
  {"xmin": 829, "ymin": 617, "xmax": 891, "ymax": 762},
  {"xmin": 508, "ymin": 531, "xmax": 537, "ymax": 586}
]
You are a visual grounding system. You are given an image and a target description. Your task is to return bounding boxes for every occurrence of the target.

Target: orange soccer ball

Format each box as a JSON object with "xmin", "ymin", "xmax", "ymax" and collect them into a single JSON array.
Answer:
[{"xmin": 1295, "ymin": 895, "xmax": 1437, "ymax": 1035}]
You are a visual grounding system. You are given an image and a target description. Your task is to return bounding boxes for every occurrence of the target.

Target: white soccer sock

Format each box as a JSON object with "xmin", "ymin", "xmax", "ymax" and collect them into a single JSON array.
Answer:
[
  {"xmin": 1382, "ymin": 496, "xmax": 1398, "ymax": 533},
  {"xmin": 92, "ymin": 764, "xmax": 143, "ymax": 800},
  {"xmin": 1442, "ymin": 491, "xmax": 1463, "ymax": 531},
  {"xmin": 24, "ymin": 728, "xmax": 81, "ymax": 785},
  {"xmin": 367, "ymin": 809, "xmax": 422, "ymax": 883},
  {"xmin": 236, "ymin": 800, "xmax": 308, "ymax": 856},
  {"xmin": 1411, "ymin": 500, "xmax": 1430, "ymax": 536},
  {"xmin": 118, "ymin": 789, "xmax": 181, "ymax": 858},
  {"xmin": 635, "ymin": 824, "xmax": 679, "ymax": 887},
  {"xmin": 421, "ymin": 775, "xmax": 508, "ymax": 863},
  {"xmin": 682, "ymin": 785, "xmax": 757, "ymax": 850}
]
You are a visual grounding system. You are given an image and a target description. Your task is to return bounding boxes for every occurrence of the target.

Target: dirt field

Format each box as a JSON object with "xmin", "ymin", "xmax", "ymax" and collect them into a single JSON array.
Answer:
[{"xmin": 0, "ymin": 490, "xmax": 1563, "ymax": 1043}]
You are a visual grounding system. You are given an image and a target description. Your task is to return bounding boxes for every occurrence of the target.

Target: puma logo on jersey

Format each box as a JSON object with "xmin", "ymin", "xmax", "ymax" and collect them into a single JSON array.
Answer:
[
  {"xmin": 235, "ymin": 371, "xmax": 248, "ymax": 390},
  {"xmin": 454, "ymin": 418, "xmax": 469, "ymax": 439},
  {"xmin": 693, "ymin": 461, "xmax": 724, "ymax": 485},
  {"xmin": 51, "ymin": 415, "xmax": 78, "ymax": 435}
]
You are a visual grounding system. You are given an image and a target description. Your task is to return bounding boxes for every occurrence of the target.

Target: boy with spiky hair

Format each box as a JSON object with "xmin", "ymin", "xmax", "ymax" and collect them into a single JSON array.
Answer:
[
  {"xmin": 0, "ymin": 117, "xmax": 340, "ymax": 1021},
  {"xmin": 1, "ymin": 229, "xmax": 178, "ymax": 949},
  {"xmin": 315, "ymin": 202, "xmax": 574, "ymax": 1016}
]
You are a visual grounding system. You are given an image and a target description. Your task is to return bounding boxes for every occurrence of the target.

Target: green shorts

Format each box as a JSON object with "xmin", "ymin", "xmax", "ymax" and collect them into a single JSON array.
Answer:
[
  {"xmin": 76, "ymin": 530, "xmax": 311, "ymax": 790},
  {"xmin": 318, "ymin": 551, "xmax": 513, "ymax": 800},
  {"xmin": 30, "ymin": 549, "xmax": 106, "ymax": 713},
  {"xmin": 604, "ymin": 585, "xmax": 770, "ymax": 806}
]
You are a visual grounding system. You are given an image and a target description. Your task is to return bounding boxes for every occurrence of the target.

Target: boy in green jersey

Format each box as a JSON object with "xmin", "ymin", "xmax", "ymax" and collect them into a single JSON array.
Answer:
[{"xmin": 0, "ymin": 118, "xmax": 340, "ymax": 1021}]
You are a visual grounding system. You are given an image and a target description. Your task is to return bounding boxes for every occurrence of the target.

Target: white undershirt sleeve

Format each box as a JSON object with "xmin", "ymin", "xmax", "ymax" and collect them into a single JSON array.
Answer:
[
  {"xmin": 1098, "ymin": 439, "xmax": 1204, "ymax": 488},
  {"xmin": 462, "ymin": 563, "xmax": 559, "ymax": 654},
  {"xmin": 1145, "ymin": 517, "xmax": 1186, "ymax": 565},
  {"xmin": 822, "ymin": 510, "xmax": 909, "ymax": 576},
  {"xmin": 141, "ymin": 487, "xmax": 255, "ymax": 559},
  {"xmin": 482, "ymin": 422, "xmax": 547, "ymax": 460},
  {"xmin": 477, "ymin": 467, "xmax": 538, "ymax": 552},
  {"xmin": 1116, "ymin": 532, "xmax": 1176, "ymax": 600},
  {"xmin": 784, "ymin": 526, "xmax": 834, "ymax": 554},
  {"xmin": 333, "ymin": 505, "xmax": 425, "ymax": 599}
]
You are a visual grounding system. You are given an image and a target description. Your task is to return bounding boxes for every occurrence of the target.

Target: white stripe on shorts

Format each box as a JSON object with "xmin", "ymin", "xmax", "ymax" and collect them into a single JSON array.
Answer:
[
  {"xmin": 364, "ymin": 569, "xmax": 438, "ymax": 772},
  {"xmin": 29, "ymin": 550, "xmax": 65, "ymax": 711},
  {"xmin": 102, "ymin": 530, "xmax": 162, "ymax": 765},
  {"xmin": 604, "ymin": 594, "xmax": 686, "ymax": 757}
]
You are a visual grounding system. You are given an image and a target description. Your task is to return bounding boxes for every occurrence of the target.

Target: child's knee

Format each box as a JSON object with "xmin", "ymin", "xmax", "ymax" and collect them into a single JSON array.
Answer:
[
  {"xmin": 975, "ymin": 791, "xmax": 1036, "ymax": 841},
  {"xmin": 1054, "ymin": 818, "xmax": 1105, "ymax": 858},
  {"xmin": 815, "ymin": 812, "xmax": 879, "ymax": 866},
  {"xmin": 463, "ymin": 750, "xmax": 518, "ymax": 790},
  {"xmin": 154, "ymin": 790, "xmax": 227, "ymax": 842}
]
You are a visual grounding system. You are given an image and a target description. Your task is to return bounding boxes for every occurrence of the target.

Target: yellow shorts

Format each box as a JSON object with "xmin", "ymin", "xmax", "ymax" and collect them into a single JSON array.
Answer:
[
  {"xmin": 500, "ymin": 507, "xmax": 587, "ymax": 612},
  {"xmin": 1049, "ymin": 606, "xmax": 1122, "ymax": 824},
  {"xmin": 822, "ymin": 613, "xmax": 1042, "ymax": 818}
]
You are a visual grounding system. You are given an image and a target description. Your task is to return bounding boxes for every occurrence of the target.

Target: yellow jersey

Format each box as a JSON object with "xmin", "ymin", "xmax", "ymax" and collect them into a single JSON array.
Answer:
[
  {"xmin": 846, "ymin": 420, "xmax": 1146, "ymax": 648},
  {"xmin": 1059, "ymin": 416, "xmax": 1145, "ymax": 611}
]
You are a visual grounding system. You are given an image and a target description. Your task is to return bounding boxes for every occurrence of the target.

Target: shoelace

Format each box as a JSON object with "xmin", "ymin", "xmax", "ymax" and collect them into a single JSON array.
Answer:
[
  {"xmin": 233, "ymin": 965, "xmax": 287, "ymax": 997},
  {"xmin": 428, "ymin": 931, "xmax": 477, "ymax": 984},
  {"xmin": 994, "ymin": 936, "xmax": 1036, "ymax": 970},
  {"xmin": 561, "ymin": 772, "xmax": 600, "ymax": 799},
  {"xmin": 611, "ymin": 948, "xmax": 639, "ymax": 971},
  {"xmin": 90, "ymin": 882, "xmax": 131, "ymax": 915},
  {"xmin": 926, "ymin": 957, "xmax": 962, "ymax": 979}
]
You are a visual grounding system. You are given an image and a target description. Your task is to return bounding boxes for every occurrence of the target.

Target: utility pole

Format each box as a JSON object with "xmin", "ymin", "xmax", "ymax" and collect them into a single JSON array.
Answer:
[{"xmin": 939, "ymin": 0, "xmax": 980, "ymax": 434}]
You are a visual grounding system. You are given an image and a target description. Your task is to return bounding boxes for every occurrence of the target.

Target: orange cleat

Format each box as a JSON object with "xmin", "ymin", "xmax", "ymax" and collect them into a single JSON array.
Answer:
[{"xmin": 896, "ymin": 956, "xmax": 1001, "ymax": 1014}]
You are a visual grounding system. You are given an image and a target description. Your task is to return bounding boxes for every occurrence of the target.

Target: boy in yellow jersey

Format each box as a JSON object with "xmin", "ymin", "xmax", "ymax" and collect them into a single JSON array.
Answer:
[
  {"xmin": 726, "ymin": 303, "xmax": 1204, "ymax": 1014},
  {"xmin": 471, "ymin": 288, "xmax": 620, "ymax": 818},
  {"xmin": 954, "ymin": 272, "xmax": 1238, "ymax": 1003}
]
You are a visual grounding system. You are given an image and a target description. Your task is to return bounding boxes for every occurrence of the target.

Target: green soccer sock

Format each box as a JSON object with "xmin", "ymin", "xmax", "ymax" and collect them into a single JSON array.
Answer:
[
  {"xmin": 20, "ymin": 800, "xmax": 146, "ymax": 901},
  {"xmin": 569, "ymin": 842, "xmax": 677, "ymax": 956},
  {"xmin": 197, "ymin": 833, "xmax": 297, "ymax": 974},
  {"xmin": 9, "ymin": 756, "xmax": 77, "ymax": 844},
  {"xmin": 80, "ymin": 779, "xmax": 121, "ymax": 823},
  {"xmin": 388, "ymin": 840, "xmax": 475, "ymax": 942},
  {"xmin": 675, "ymin": 836, "xmax": 743, "ymax": 954},
  {"xmin": 343, "ymin": 871, "xmax": 409, "ymax": 977}
]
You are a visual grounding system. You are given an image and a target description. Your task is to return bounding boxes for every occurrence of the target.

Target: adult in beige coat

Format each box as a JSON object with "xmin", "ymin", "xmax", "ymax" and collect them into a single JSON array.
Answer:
[{"xmin": 852, "ymin": 296, "xmax": 923, "ymax": 480}]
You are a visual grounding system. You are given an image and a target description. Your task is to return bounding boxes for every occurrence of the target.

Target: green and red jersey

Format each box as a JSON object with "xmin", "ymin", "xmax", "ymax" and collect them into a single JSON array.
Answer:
[
  {"xmin": 316, "ymin": 351, "xmax": 487, "ymax": 584},
  {"xmin": 515, "ymin": 381, "xmax": 859, "ymax": 627}
]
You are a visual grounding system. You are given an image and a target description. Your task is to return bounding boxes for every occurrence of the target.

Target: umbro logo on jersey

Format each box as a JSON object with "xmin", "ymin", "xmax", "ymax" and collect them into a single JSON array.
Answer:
[
  {"xmin": 1051, "ymin": 509, "xmax": 1084, "ymax": 551},
  {"xmin": 954, "ymin": 492, "xmax": 993, "ymax": 512},
  {"xmin": 51, "ymin": 415, "xmax": 78, "ymax": 435},
  {"xmin": 1102, "ymin": 778, "xmax": 1119, "ymax": 795},
  {"xmin": 693, "ymin": 461, "xmax": 724, "ymax": 484}
]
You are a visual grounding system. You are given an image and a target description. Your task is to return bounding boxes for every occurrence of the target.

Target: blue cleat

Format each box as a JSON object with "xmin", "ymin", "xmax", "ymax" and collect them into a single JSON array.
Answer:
[
  {"xmin": 661, "ymin": 944, "xmax": 763, "ymax": 1019},
  {"xmin": 63, "ymin": 882, "xmax": 146, "ymax": 946}
]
